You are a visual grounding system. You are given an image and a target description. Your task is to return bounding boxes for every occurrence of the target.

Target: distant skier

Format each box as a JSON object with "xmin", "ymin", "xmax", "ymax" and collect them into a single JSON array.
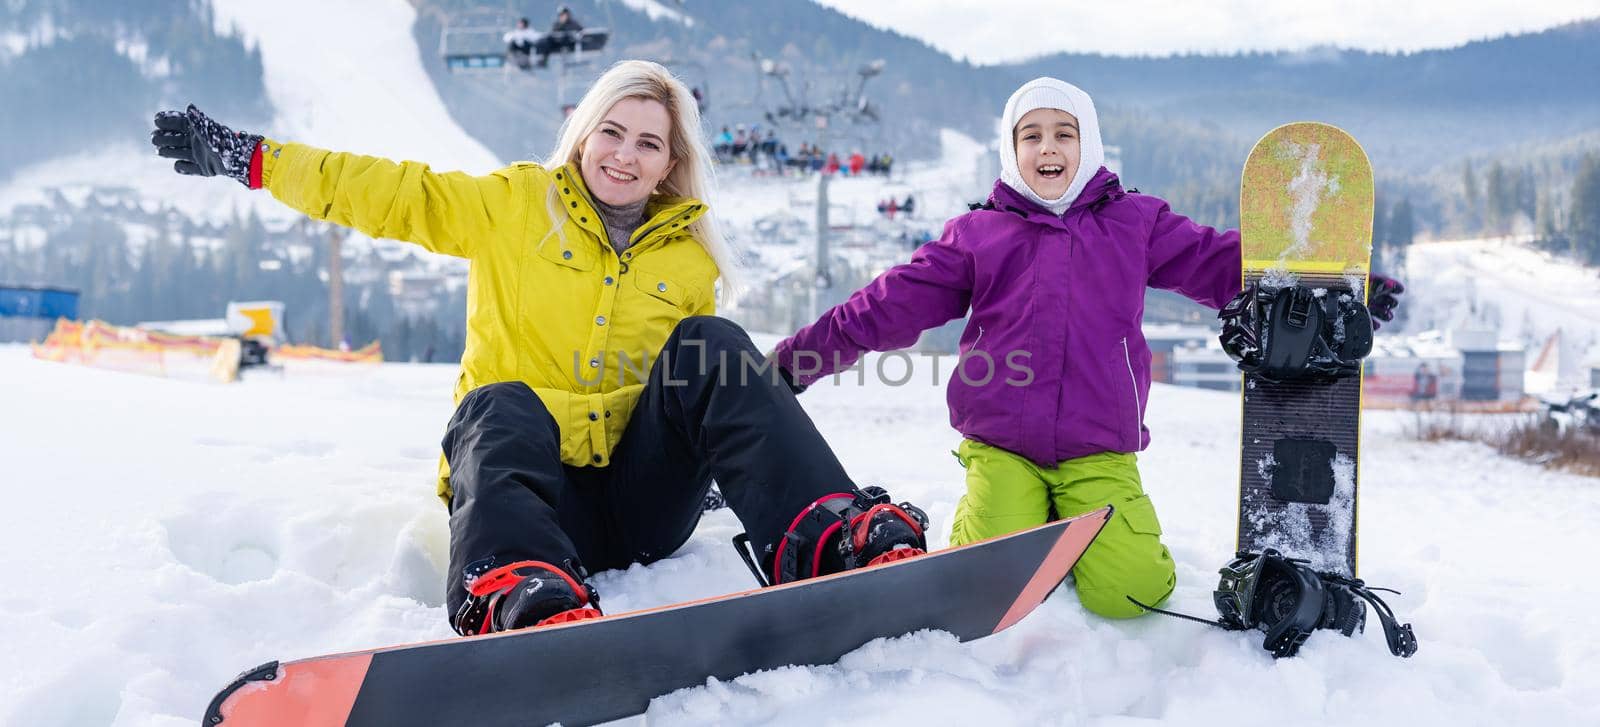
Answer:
[
  {"xmin": 772, "ymin": 77, "xmax": 1404, "ymax": 620},
  {"xmin": 1411, "ymin": 362, "xmax": 1438, "ymax": 401},
  {"xmin": 151, "ymin": 60, "xmax": 929, "ymax": 637},
  {"xmin": 504, "ymin": 17, "xmax": 538, "ymax": 70},
  {"xmin": 847, "ymin": 150, "xmax": 865, "ymax": 176}
]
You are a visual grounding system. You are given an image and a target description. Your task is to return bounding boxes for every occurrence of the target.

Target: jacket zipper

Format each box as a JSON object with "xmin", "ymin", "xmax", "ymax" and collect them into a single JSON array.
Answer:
[
  {"xmin": 1121, "ymin": 337, "xmax": 1141, "ymax": 442},
  {"xmin": 630, "ymin": 218, "xmax": 672, "ymax": 248},
  {"xmin": 571, "ymin": 181, "xmax": 657, "ymax": 258}
]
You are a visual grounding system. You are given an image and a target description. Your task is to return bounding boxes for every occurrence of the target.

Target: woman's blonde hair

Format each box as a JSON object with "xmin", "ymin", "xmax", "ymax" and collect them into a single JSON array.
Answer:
[{"xmin": 544, "ymin": 59, "xmax": 741, "ymax": 291}]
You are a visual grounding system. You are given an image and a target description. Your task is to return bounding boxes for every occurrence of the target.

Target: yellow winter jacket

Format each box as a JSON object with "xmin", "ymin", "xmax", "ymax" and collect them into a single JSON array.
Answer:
[{"xmin": 257, "ymin": 140, "xmax": 719, "ymax": 501}]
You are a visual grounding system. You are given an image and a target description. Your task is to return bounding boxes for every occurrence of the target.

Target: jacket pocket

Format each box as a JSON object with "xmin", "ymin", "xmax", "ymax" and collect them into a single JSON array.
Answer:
[
  {"xmin": 537, "ymin": 236, "xmax": 596, "ymax": 272},
  {"xmin": 632, "ymin": 266, "xmax": 690, "ymax": 310}
]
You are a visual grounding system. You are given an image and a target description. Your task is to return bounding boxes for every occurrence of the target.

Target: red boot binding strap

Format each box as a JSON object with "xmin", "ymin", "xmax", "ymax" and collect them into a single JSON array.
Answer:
[
  {"xmin": 466, "ymin": 560, "xmax": 594, "ymax": 634},
  {"xmin": 850, "ymin": 503, "xmax": 926, "ymax": 554},
  {"xmin": 536, "ymin": 607, "xmax": 604, "ymax": 627},
  {"xmin": 866, "ymin": 547, "xmax": 924, "ymax": 567},
  {"xmin": 772, "ymin": 493, "xmax": 855, "ymax": 585}
]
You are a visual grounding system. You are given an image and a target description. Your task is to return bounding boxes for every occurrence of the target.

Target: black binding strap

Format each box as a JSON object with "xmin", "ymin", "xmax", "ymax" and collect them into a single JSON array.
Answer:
[
  {"xmin": 1127, "ymin": 596, "xmax": 1237, "ymax": 630},
  {"xmin": 1323, "ymin": 575, "xmax": 1419, "ymax": 658},
  {"xmin": 731, "ymin": 533, "xmax": 771, "ymax": 588}
]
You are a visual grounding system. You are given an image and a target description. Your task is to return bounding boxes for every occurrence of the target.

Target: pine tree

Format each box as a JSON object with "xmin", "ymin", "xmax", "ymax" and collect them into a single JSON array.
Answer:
[
  {"xmin": 1462, "ymin": 160, "xmax": 1481, "ymax": 232},
  {"xmin": 1517, "ymin": 166, "xmax": 1537, "ymax": 229},
  {"xmin": 1536, "ymin": 184, "xmax": 1565, "ymax": 252},
  {"xmin": 1391, "ymin": 198, "xmax": 1416, "ymax": 247},
  {"xmin": 1570, "ymin": 155, "xmax": 1600, "ymax": 264}
]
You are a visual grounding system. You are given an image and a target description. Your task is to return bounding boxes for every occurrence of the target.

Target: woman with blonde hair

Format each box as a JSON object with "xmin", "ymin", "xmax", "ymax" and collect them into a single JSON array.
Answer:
[{"xmin": 151, "ymin": 60, "xmax": 929, "ymax": 635}]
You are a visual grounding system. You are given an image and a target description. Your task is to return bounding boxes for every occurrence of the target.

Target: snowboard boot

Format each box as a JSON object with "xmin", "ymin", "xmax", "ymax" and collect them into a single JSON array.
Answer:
[
  {"xmin": 765, "ymin": 487, "xmax": 930, "ymax": 585},
  {"xmin": 453, "ymin": 560, "xmax": 602, "ymax": 636}
]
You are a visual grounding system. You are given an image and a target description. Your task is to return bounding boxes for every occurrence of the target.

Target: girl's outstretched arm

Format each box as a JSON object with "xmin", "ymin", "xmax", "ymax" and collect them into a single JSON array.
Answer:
[
  {"xmin": 772, "ymin": 218, "xmax": 974, "ymax": 388},
  {"xmin": 1144, "ymin": 200, "xmax": 1242, "ymax": 309}
]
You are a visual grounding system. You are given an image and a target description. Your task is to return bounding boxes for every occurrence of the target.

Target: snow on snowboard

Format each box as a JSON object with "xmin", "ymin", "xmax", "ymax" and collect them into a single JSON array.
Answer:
[
  {"xmin": 202, "ymin": 507, "xmax": 1112, "ymax": 726},
  {"xmin": 1235, "ymin": 122, "xmax": 1374, "ymax": 577}
]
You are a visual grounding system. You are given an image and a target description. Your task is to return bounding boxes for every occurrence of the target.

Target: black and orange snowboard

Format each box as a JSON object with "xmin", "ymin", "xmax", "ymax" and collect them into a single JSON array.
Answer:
[{"xmin": 203, "ymin": 508, "xmax": 1111, "ymax": 727}]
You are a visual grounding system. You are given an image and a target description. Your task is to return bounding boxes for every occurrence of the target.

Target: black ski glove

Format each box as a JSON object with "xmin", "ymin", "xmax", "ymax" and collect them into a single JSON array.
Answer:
[
  {"xmin": 1368, "ymin": 274, "xmax": 1404, "ymax": 330},
  {"xmin": 150, "ymin": 105, "xmax": 264, "ymax": 188}
]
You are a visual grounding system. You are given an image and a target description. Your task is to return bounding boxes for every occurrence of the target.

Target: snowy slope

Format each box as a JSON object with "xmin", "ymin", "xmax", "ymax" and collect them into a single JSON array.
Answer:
[
  {"xmin": 0, "ymin": 0, "xmax": 502, "ymax": 227},
  {"xmin": 618, "ymin": 0, "xmax": 695, "ymax": 27},
  {"xmin": 2, "ymin": 343, "xmax": 1596, "ymax": 726},
  {"xmin": 1401, "ymin": 235, "xmax": 1600, "ymax": 383},
  {"xmin": 209, "ymin": 0, "xmax": 500, "ymax": 174}
]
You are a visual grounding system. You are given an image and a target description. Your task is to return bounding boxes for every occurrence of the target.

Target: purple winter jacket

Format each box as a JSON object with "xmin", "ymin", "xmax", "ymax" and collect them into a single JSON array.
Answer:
[{"xmin": 772, "ymin": 168, "xmax": 1242, "ymax": 467}]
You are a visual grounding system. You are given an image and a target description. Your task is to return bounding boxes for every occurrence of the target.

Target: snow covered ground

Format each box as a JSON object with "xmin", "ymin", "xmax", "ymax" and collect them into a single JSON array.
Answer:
[{"xmin": 2, "ymin": 342, "xmax": 1596, "ymax": 726}]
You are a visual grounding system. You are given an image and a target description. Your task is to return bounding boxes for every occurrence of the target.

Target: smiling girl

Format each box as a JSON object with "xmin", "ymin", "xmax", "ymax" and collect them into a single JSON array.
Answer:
[{"xmin": 772, "ymin": 77, "xmax": 1244, "ymax": 618}]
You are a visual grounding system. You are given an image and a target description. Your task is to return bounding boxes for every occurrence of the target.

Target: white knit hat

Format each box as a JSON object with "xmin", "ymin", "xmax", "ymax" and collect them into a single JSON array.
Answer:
[{"xmin": 998, "ymin": 77, "xmax": 1104, "ymax": 215}]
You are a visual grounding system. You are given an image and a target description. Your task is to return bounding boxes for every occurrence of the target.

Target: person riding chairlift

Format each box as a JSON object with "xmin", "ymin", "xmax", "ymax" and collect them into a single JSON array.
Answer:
[
  {"xmin": 504, "ymin": 18, "xmax": 539, "ymax": 70},
  {"xmin": 535, "ymin": 5, "xmax": 585, "ymax": 69}
]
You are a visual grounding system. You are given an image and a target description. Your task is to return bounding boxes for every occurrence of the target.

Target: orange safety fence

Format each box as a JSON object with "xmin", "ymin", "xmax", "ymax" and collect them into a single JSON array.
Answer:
[
  {"xmin": 31, "ymin": 318, "xmax": 226, "ymax": 379},
  {"xmin": 274, "ymin": 340, "xmax": 383, "ymax": 364},
  {"xmin": 30, "ymin": 319, "xmax": 383, "ymax": 379}
]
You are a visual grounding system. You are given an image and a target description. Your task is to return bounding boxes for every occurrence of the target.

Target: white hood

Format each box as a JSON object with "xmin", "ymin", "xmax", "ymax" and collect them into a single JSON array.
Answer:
[{"xmin": 998, "ymin": 77, "xmax": 1104, "ymax": 215}]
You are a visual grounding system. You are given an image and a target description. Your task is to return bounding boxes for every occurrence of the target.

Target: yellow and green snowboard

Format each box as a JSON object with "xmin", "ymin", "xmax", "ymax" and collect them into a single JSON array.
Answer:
[{"xmin": 1235, "ymin": 122, "xmax": 1373, "ymax": 577}]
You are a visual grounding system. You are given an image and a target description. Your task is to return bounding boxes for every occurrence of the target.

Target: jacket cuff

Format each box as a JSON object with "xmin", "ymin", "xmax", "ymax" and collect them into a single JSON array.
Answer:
[
  {"xmin": 255, "ymin": 137, "xmax": 286, "ymax": 191},
  {"xmin": 247, "ymin": 142, "xmax": 264, "ymax": 190},
  {"xmin": 771, "ymin": 340, "xmax": 823, "ymax": 389}
]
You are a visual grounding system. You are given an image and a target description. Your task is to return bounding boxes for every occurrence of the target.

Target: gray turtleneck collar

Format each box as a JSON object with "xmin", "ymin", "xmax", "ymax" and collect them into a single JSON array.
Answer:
[{"xmin": 592, "ymin": 195, "xmax": 649, "ymax": 254}]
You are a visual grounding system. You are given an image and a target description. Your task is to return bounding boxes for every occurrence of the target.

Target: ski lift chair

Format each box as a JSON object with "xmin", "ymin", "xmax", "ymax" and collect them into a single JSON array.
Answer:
[
  {"xmin": 557, "ymin": 28, "xmax": 610, "ymax": 66},
  {"xmin": 522, "ymin": 28, "xmax": 611, "ymax": 70},
  {"xmin": 439, "ymin": 17, "xmax": 607, "ymax": 73},
  {"xmin": 441, "ymin": 21, "xmax": 514, "ymax": 72}
]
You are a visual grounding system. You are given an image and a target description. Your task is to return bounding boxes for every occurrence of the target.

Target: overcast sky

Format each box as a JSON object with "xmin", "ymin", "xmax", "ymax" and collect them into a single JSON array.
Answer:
[{"xmin": 811, "ymin": 0, "xmax": 1600, "ymax": 63}]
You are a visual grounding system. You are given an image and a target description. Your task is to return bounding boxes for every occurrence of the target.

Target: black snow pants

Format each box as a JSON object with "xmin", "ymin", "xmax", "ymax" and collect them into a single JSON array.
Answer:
[{"xmin": 442, "ymin": 316, "xmax": 854, "ymax": 624}]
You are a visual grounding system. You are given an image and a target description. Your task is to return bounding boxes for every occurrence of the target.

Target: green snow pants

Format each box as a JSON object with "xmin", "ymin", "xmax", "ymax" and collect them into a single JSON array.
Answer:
[{"xmin": 949, "ymin": 439, "xmax": 1176, "ymax": 619}]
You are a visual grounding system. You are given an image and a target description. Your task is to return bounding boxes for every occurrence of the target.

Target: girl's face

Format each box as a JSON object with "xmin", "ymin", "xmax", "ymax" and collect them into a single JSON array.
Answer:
[
  {"xmin": 580, "ymin": 97, "xmax": 677, "ymax": 207},
  {"xmin": 1013, "ymin": 107, "xmax": 1081, "ymax": 200}
]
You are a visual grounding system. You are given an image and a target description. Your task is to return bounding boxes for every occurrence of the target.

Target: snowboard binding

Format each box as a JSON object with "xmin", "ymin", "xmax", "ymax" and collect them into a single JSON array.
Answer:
[
  {"xmin": 453, "ymin": 559, "xmax": 603, "ymax": 636},
  {"xmin": 733, "ymin": 487, "xmax": 930, "ymax": 587},
  {"xmin": 1219, "ymin": 280, "xmax": 1374, "ymax": 382},
  {"xmin": 1130, "ymin": 549, "xmax": 1417, "ymax": 659}
]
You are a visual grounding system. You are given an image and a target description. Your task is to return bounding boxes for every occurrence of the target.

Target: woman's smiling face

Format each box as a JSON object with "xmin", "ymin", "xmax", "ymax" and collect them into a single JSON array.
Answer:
[
  {"xmin": 1013, "ymin": 107, "xmax": 1081, "ymax": 201},
  {"xmin": 580, "ymin": 96, "xmax": 676, "ymax": 206}
]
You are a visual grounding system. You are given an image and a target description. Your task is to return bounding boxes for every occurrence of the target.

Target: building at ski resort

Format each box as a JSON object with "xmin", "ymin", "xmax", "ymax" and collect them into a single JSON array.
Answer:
[
  {"xmin": 0, "ymin": 285, "xmax": 78, "ymax": 344},
  {"xmin": 1365, "ymin": 329, "xmax": 1528, "ymax": 409}
]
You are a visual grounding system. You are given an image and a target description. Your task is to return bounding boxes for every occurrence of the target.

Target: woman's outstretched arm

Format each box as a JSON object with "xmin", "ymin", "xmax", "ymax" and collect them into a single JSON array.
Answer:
[{"xmin": 153, "ymin": 105, "xmax": 522, "ymax": 259}]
